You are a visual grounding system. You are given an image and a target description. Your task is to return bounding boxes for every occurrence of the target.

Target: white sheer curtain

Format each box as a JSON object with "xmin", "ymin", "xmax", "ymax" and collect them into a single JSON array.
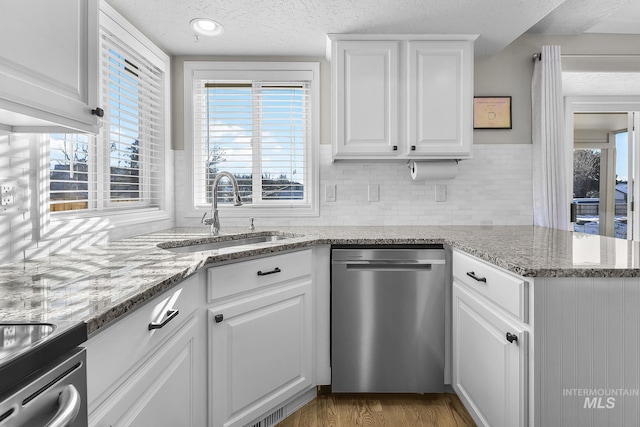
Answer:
[{"xmin": 531, "ymin": 45, "xmax": 569, "ymax": 229}]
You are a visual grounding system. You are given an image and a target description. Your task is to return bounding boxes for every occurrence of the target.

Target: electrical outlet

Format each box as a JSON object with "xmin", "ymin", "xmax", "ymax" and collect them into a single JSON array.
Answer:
[
  {"xmin": 1, "ymin": 183, "xmax": 14, "ymax": 206},
  {"xmin": 435, "ymin": 184, "xmax": 447, "ymax": 202},
  {"xmin": 325, "ymin": 184, "xmax": 336, "ymax": 202},
  {"xmin": 368, "ymin": 184, "xmax": 380, "ymax": 202}
]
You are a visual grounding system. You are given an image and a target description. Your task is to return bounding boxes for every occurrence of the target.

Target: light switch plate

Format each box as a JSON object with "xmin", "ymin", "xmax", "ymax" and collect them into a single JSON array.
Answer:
[
  {"xmin": 368, "ymin": 184, "xmax": 380, "ymax": 202},
  {"xmin": 325, "ymin": 184, "xmax": 336, "ymax": 202},
  {"xmin": 435, "ymin": 184, "xmax": 447, "ymax": 202}
]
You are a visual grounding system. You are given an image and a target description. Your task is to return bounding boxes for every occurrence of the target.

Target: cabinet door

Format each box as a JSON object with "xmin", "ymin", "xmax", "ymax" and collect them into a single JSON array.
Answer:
[
  {"xmin": 209, "ymin": 280, "xmax": 313, "ymax": 427},
  {"xmin": 90, "ymin": 316, "xmax": 206, "ymax": 427},
  {"xmin": 407, "ymin": 41, "xmax": 472, "ymax": 158},
  {"xmin": 333, "ymin": 40, "xmax": 400, "ymax": 158},
  {"xmin": 452, "ymin": 281, "xmax": 527, "ymax": 427},
  {"xmin": 0, "ymin": 0, "xmax": 99, "ymax": 132}
]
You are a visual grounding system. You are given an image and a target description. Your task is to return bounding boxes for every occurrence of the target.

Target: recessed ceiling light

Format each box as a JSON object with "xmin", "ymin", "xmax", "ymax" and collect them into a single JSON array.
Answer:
[{"xmin": 190, "ymin": 18, "xmax": 224, "ymax": 36}]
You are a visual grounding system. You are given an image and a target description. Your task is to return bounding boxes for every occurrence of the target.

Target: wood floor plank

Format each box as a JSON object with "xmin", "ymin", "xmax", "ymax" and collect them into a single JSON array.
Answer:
[
  {"xmin": 322, "ymin": 394, "xmax": 341, "ymax": 427},
  {"xmin": 276, "ymin": 393, "xmax": 476, "ymax": 427},
  {"xmin": 379, "ymin": 395, "xmax": 425, "ymax": 427}
]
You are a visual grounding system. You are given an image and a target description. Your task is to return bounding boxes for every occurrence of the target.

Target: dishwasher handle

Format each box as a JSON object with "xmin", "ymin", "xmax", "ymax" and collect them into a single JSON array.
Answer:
[
  {"xmin": 335, "ymin": 259, "xmax": 444, "ymax": 272},
  {"xmin": 333, "ymin": 259, "xmax": 445, "ymax": 265}
]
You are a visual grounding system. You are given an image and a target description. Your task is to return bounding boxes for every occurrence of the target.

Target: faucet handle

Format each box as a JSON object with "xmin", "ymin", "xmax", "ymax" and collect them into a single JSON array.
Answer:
[
  {"xmin": 249, "ymin": 217, "xmax": 255, "ymax": 231},
  {"xmin": 200, "ymin": 211, "xmax": 208, "ymax": 223}
]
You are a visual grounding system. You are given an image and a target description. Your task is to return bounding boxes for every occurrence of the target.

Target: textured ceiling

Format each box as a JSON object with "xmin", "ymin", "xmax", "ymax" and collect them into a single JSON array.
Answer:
[
  {"xmin": 105, "ymin": 0, "xmax": 576, "ymax": 57},
  {"xmin": 105, "ymin": 0, "xmax": 640, "ymax": 58},
  {"xmin": 528, "ymin": 0, "xmax": 636, "ymax": 34}
]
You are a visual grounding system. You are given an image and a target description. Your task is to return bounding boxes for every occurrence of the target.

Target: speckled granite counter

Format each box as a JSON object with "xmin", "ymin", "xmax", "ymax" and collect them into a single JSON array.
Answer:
[{"xmin": 2, "ymin": 225, "xmax": 640, "ymax": 335}]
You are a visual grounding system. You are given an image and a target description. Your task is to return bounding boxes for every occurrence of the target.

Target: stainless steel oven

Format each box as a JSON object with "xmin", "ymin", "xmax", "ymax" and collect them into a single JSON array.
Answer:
[
  {"xmin": 0, "ymin": 321, "xmax": 87, "ymax": 427},
  {"xmin": 0, "ymin": 347, "xmax": 87, "ymax": 427}
]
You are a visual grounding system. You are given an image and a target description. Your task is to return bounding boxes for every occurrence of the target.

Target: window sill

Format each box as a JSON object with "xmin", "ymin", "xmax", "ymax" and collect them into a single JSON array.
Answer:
[{"xmin": 42, "ymin": 208, "xmax": 172, "ymax": 240}]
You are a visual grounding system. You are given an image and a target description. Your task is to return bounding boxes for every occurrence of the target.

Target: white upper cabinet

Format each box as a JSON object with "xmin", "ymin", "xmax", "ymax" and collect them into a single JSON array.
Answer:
[
  {"xmin": 407, "ymin": 40, "xmax": 473, "ymax": 157},
  {"xmin": 0, "ymin": 0, "xmax": 100, "ymax": 133},
  {"xmin": 328, "ymin": 35, "xmax": 476, "ymax": 161},
  {"xmin": 332, "ymin": 40, "xmax": 401, "ymax": 157}
]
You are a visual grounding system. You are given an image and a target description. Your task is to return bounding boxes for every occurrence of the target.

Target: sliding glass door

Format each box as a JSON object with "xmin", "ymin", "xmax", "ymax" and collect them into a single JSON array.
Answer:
[{"xmin": 571, "ymin": 111, "xmax": 638, "ymax": 239}]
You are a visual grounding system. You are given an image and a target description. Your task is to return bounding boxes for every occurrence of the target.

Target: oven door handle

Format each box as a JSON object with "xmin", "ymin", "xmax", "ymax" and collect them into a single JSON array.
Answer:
[{"xmin": 45, "ymin": 384, "xmax": 81, "ymax": 427}]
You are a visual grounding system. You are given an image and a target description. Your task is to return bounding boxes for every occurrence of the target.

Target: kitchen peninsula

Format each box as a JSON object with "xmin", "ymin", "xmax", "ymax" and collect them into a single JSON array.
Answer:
[{"xmin": 1, "ymin": 225, "xmax": 639, "ymax": 427}]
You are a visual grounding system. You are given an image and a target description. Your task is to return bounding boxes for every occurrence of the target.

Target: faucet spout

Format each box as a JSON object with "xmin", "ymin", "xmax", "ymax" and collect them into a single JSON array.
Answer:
[{"xmin": 204, "ymin": 171, "xmax": 243, "ymax": 236}]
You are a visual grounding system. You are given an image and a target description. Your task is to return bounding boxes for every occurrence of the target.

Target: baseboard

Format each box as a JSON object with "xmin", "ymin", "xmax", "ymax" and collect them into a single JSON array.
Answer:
[{"xmin": 284, "ymin": 386, "xmax": 317, "ymax": 415}]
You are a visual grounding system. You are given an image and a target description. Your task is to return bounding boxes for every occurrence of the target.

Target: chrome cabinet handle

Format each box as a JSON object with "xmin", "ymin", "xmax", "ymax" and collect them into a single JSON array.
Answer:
[
  {"xmin": 466, "ymin": 271, "xmax": 487, "ymax": 283},
  {"xmin": 44, "ymin": 384, "xmax": 81, "ymax": 427},
  {"xmin": 257, "ymin": 267, "xmax": 281, "ymax": 276},
  {"xmin": 148, "ymin": 309, "xmax": 179, "ymax": 330}
]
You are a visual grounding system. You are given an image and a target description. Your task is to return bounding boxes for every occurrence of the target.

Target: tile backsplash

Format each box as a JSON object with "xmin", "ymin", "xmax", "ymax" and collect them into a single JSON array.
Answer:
[{"xmin": 175, "ymin": 143, "xmax": 534, "ymax": 227}]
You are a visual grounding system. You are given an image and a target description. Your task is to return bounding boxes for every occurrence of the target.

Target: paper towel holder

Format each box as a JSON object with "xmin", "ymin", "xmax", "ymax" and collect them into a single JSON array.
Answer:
[
  {"xmin": 406, "ymin": 159, "xmax": 460, "ymax": 171},
  {"xmin": 407, "ymin": 159, "xmax": 460, "ymax": 181}
]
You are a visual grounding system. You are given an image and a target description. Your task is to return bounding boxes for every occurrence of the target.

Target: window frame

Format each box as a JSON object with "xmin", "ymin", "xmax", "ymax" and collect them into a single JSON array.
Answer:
[
  {"xmin": 38, "ymin": 1, "xmax": 172, "ymax": 238},
  {"xmin": 184, "ymin": 61, "xmax": 320, "ymax": 219}
]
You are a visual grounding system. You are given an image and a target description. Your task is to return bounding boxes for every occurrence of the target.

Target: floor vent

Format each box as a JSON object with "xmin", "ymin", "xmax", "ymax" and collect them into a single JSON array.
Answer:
[{"xmin": 248, "ymin": 406, "xmax": 285, "ymax": 427}]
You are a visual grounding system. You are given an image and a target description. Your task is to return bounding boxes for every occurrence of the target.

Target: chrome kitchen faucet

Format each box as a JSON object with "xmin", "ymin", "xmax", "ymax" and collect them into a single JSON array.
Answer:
[{"xmin": 201, "ymin": 171, "xmax": 243, "ymax": 236}]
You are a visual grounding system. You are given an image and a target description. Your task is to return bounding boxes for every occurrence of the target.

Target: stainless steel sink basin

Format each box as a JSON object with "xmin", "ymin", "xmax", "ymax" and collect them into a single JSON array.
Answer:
[
  {"xmin": 159, "ymin": 232, "xmax": 295, "ymax": 253},
  {"xmin": 0, "ymin": 323, "xmax": 56, "ymax": 363}
]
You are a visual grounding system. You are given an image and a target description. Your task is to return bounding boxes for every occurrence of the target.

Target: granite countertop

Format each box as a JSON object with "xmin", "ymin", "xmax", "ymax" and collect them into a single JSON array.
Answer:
[{"xmin": 2, "ymin": 225, "xmax": 640, "ymax": 336}]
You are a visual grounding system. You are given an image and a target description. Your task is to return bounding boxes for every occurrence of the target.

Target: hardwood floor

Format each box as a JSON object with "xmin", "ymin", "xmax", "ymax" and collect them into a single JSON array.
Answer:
[{"xmin": 276, "ymin": 393, "xmax": 477, "ymax": 427}]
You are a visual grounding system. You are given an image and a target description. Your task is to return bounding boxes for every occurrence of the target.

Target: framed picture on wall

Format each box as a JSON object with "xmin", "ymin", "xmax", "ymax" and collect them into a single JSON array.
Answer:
[{"xmin": 473, "ymin": 96, "xmax": 512, "ymax": 129}]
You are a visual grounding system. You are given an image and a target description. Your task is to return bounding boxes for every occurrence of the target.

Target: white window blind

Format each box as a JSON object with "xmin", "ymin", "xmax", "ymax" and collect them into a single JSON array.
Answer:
[
  {"xmin": 100, "ymin": 31, "xmax": 163, "ymax": 208},
  {"xmin": 49, "ymin": 29, "xmax": 164, "ymax": 213},
  {"xmin": 193, "ymin": 80, "xmax": 310, "ymax": 207}
]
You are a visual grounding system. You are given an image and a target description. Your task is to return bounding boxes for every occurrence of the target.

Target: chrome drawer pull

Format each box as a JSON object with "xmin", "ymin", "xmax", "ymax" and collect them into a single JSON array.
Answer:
[
  {"xmin": 257, "ymin": 267, "xmax": 281, "ymax": 276},
  {"xmin": 148, "ymin": 309, "xmax": 179, "ymax": 330},
  {"xmin": 466, "ymin": 271, "xmax": 487, "ymax": 283}
]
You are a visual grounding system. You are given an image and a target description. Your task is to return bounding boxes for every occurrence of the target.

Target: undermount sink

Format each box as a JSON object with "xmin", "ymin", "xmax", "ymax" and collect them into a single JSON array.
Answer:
[
  {"xmin": 0, "ymin": 323, "xmax": 56, "ymax": 363},
  {"xmin": 158, "ymin": 232, "xmax": 295, "ymax": 254}
]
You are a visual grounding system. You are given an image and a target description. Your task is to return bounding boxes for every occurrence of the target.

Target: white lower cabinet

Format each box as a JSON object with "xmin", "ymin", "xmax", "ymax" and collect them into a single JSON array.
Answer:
[
  {"xmin": 452, "ymin": 250, "xmax": 530, "ymax": 427},
  {"xmin": 208, "ymin": 250, "xmax": 314, "ymax": 427},
  {"xmin": 453, "ymin": 282, "xmax": 527, "ymax": 427},
  {"xmin": 86, "ymin": 274, "xmax": 207, "ymax": 427}
]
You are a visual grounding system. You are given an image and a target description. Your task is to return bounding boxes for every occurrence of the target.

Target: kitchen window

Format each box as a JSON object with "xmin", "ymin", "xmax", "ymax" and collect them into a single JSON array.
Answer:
[
  {"xmin": 185, "ymin": 61, "xmax": 319, "ymax": 217},
  {"xmin": 48, "ymin": 16, "xmax": 165, "ymax": 215}
]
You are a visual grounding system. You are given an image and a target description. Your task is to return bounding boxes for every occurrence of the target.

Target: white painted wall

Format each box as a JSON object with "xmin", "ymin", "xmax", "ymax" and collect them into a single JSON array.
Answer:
[{"xmin": 474, "ymin": 33, "xmax": 640, "ymax": 145}]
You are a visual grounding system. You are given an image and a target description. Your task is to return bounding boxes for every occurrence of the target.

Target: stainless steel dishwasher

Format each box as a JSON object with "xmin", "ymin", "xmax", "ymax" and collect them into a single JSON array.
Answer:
[{"xmin": 331, "ymin": 246, "xmax": 446, "ymax": 393}]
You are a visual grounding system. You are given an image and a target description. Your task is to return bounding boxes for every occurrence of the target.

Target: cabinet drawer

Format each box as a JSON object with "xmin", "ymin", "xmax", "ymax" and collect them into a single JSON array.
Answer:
[
  {"xmin": 86, "ymin": 274, "xmax": 201, "ymax": 411},
  {"xmin": 208, "ymin": 249, "xmax": 312, "ymax": 302},
  {"xmin": 453, "ymin": 250, "xmax": 528, "ymax": 322}
]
